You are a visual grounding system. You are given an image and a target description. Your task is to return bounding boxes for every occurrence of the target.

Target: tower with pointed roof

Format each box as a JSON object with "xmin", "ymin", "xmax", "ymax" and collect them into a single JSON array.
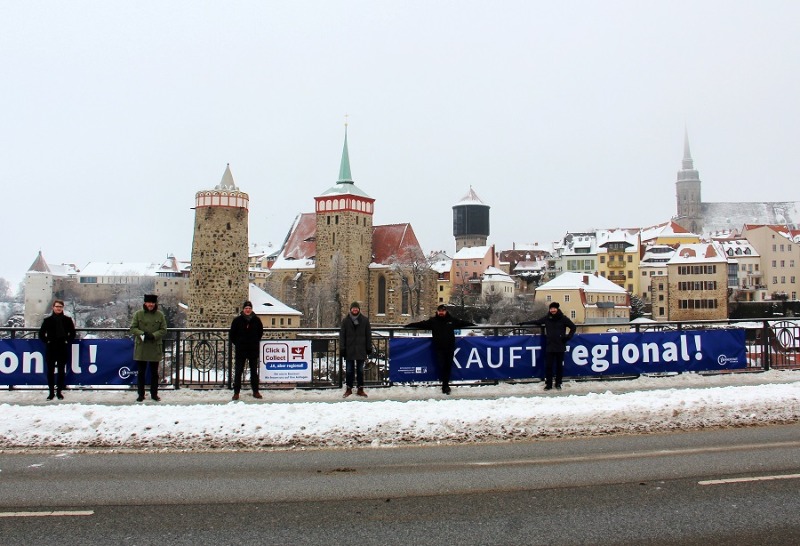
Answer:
[
  {"xmin": 453, "ymin": 186, "xmax": 490, "ymax": 251},
  {"xmin": 675, "ymin": 131, "xmax": 703, "ymax": 234},
  {"xmin": 314, "ymin": 126, "xmax": 375, "ymax": 317},
  {"xmin": 188, "ymin": 164, "xmax": 250, "ymax": 327}
]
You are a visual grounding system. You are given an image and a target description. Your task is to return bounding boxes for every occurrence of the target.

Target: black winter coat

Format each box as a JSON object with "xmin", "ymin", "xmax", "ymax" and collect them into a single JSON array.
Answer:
[
  {"xmin": 520, "ymin": 310, "xmax": 576, "ymax": 353},
  {"xmin": 405, "ymin": 312, "xmax": 474, "ymax": 351},
  {"xmin": 229, "ymin": 313, "xmax": 264, "ymax": 356},
  {"xmin": 39, "ymin": 313, "xmax": 76, "ymax": 346},
  {"xmin": 339, "ymin": 312, "xmax": 372, "ymax": 360}
]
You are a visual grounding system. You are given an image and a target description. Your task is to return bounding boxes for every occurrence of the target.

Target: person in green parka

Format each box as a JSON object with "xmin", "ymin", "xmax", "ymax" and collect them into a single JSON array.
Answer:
[{"xmin": 129, "ymin": 294, "xmax": 168, "ymax": 402}]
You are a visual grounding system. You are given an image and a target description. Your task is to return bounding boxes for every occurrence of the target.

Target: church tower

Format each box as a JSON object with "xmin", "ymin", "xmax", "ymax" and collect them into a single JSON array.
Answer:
[
  {"xmin": 314, "ymin": 126, "xmax": 374, "ymax": 319},
  {"xmin": 188, "ymin": 164, "xmax": 250, "ymax": 327},
  {"xmin": 453, "ymin": 186, "xmax": 490, "ymax": 251},
  {"xmin": 675, "ymin": 131, "xmax": 703, "ymax": 234}
]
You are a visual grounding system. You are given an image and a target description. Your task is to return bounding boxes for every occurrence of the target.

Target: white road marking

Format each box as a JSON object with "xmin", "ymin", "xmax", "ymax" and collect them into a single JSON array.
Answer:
[
  {"xmin": 699, "ymin": 473, "xmax": 800, "ymax": 486},
  {"xmin": 0, "ymin": 510, "xmax": 94, "ymax": 518}
]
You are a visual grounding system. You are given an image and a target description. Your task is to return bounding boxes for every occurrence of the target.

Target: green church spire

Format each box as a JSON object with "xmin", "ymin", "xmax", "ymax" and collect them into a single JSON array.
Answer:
[{"xmin": 337, "ymin": 124, "xmax": 354, "ymax": 184}]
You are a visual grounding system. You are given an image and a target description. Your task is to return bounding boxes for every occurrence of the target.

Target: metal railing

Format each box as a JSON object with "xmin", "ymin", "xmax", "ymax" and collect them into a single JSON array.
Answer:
[{"xmin": 3, "ymin": 318, "xmax": 799, "ymax": 390}]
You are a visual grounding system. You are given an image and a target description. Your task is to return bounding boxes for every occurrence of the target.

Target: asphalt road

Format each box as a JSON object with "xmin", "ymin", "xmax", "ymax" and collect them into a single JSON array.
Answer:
[{"xmin": 1, "ymin": 424, "xmax": 800, "ymax": 545}]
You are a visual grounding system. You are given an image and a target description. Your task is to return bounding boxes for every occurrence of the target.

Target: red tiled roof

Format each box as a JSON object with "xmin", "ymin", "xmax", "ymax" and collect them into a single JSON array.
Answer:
[
  {"xmin": 372, "ymin": 223, "xmax": 424, "ymax": 265},
  {"xmin": 282, "ymin": 213, "xmax": 317, "ymax": 260}
]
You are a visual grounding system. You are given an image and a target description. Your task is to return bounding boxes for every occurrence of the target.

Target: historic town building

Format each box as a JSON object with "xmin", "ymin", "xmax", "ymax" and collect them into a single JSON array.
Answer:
[{"xmin": 266, "ymin": 128, "xmax": 437, "ymax": 327}]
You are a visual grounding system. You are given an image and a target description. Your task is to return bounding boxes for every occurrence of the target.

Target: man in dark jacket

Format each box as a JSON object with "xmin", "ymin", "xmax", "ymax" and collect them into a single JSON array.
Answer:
[
  {"xmin": 520, "ymin": 301, "xmax": 576, "ymax": 390},
  {"xmin": 404, "ymin": 304, "xmax": 474, "ymax": 394},
  {"xmin": 339, "ymin": 301, "xmax": 372, "ymax": 398},
  {"xmin": 229, "ymin": 300, "xmax": 265, "ymax": 401},
  {"xmin": 38, "ymin": 300, "xmax": 76, "ymax": 400}
]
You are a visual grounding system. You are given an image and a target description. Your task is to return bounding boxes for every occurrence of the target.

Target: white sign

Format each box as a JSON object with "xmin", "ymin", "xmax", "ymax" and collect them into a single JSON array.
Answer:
[{"xmin": 261, "ymin": 340, "xmax": 312, "ymax": 382}]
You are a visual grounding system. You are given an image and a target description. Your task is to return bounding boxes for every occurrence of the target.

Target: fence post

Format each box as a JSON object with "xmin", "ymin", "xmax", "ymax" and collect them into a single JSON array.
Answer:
[
  {"xmin": 173, "ymin": 330, "xmax": 181, "ymax": 389},
  {"xmin": 762, "ymin": 320, "xmax": 771, "ymax": 371}
]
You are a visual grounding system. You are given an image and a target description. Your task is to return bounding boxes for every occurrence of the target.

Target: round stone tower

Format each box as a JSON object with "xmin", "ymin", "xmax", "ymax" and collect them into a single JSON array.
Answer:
[{"xmin": 188, "ymin": 164, "xmax": 250, "ymax": 328}]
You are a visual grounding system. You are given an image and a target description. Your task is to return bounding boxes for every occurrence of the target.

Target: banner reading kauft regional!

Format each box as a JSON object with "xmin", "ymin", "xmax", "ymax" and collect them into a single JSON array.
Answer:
[
  {"xmin": 389, "ymin": 329, "xmax": 747, "ymax": 383},
  {"xmin": 0, "ymin": 339, "xmax": 137, "ymax": 386}
]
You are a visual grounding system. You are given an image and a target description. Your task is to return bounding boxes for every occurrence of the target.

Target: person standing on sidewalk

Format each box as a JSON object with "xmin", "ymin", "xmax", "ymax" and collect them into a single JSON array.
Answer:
[
  {"xmin": 130, "ymin": 294, "xmax": 168, "ymax": 402},
  {"xmin": 229, "ymin": 300, "xmax": 264, "ymax": 401},
  {"xmin": 404, "ymin": 304, "xmax": 474, "ymax": 395},
  {"xmin": 38, "ymin": 299, "xmax": 76, "ymax": 400},
  {"xmin": 520, "ymin": 301, "xmax": 576, "ymax": 391},
  {"xmin": 339, "ymin": 301, "xmax": 372, "ymax": 398}
]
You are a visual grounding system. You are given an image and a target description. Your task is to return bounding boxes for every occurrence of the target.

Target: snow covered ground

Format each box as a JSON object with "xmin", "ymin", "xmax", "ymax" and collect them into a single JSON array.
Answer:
[{"xmin": 2, "ymin": 371, "xmax": 800, "ymax": 452}]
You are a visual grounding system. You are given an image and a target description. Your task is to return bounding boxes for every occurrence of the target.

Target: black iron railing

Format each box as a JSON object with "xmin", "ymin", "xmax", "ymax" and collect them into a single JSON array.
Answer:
[{"xmin": 2, "ymin": 319, "xmax": 799, "ymax": 390}]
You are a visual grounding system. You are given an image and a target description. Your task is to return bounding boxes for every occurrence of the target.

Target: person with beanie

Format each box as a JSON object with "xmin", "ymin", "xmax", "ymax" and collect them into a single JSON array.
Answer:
[
  {"xmin": 339, "ymin": 301, "xmax": 372, "ymax": 397},
  {"xmin": 404, "ymin": 304, "xmax": 474, "ymax": 395},
  {"xmin": 520, "ymin": 301, "xmax": 576, "ymax": 390},
  {"xmin": 129, "ymin": 294, "xmax": 168, "ymax": 402},
  {"xmin": 38, "ymin": 299, "xmax": 76, "ymax": 400},
  {"xmin": 229, "ymin": 300, "xmax": 264, "ymax": 400}
]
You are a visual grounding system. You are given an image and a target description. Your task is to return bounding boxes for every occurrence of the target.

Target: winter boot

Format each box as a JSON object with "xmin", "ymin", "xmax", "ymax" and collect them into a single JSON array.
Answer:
[
  {"xmin": 356, "ymin": 387, "xmax": 368, "ymax": 397},
  {"xmin": 343, "ymin": 388, "xmax": 353, "ymax": 398}
]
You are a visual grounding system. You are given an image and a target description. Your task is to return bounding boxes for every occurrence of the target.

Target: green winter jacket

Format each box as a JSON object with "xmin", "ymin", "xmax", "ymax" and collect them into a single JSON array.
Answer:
[{"xmin": 130, "ymin": 307, "xmax": 168, "ymax": 362}]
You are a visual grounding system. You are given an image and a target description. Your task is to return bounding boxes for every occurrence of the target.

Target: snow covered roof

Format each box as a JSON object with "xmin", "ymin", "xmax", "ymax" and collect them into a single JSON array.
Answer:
[
  {"xmin": 79, "ymin": 262, "xmax": 159, "ymax": 276},
  {"xmin": 482, "ymin": 266, "xmax": 513, "ymax": 283},
  {"xmin": 537, "ymin": 272, "xmax": 628, "ymax": 294},
  {"xmin": 640, "ymin": 220, "xmax": 693, "ymax": 242},
  {"xmin": 453, "ymin": 186, "xmax": 487, "ymax": 207},
  {"xmin": 596, "ymin": 229, "xmax": 639, "ymax": 250},
  {"xmin": 248, "ymin": 283, "xmax": 302, "ymax": 316},
  {"xmin": 702, "ymin": 201, "xmax": 800, "ymax": 235},
  {"xmin": 717, "ymin": 239, "xmax": 759, "ymax": 258},
  {"xmin": 453, "ymin": 246, "xmax": 492, "ymax": 260},
  {"xmin": 667, "ymin": 242, "xmax": 727, "ymax": 265}
]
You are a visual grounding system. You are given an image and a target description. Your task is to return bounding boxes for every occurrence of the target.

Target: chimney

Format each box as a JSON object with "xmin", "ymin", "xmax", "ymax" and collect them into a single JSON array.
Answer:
[{"xmin": 583, "ymin": 275, "xmax": 589, "ymax": 285}]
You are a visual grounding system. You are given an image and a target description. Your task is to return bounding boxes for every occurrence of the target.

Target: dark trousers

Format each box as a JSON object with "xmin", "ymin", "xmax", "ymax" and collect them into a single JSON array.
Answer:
[
  {"xmin": 345, "ymin": 359, "xmax": 364, "ymax": 388},
  {"xmin": 234, "ymin": 352, "xmax": 260, "ymax": 394},
  {"xmin": 136, "ymin": 361, "xmax": 160, "ymax": 397},
  {"xmin": 45, "ymin": 344, "xmax": 69, "ymax": 395},
  {"xmin": 544, "ymin": 352, "xmax": 565, "ymax": 387},
  {"xmin": 435, "ymin": 348, "xmax": 454, "ymax": 388}
]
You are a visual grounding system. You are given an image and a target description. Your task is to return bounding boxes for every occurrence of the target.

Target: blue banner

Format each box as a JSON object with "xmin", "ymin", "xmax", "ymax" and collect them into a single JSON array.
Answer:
[
  {"xmin": 0, "ymin": 339, "xmax": 139, "ymax": 386},
  {"xmin": 389, "ymin": 330, "xmax": 747, "ymax": 382}
]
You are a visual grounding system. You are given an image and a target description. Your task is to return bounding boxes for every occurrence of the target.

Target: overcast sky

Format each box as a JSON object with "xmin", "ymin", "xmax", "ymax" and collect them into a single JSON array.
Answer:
[{"xmin": 3, "ymin": 1, "xmax": 799, "ymax": 287}]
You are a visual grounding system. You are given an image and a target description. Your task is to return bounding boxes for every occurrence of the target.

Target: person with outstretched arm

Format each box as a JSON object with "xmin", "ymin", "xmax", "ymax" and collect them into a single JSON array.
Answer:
[{"xmin": 404, "ymin": 304, "xmax": 474, "ymax": 395}]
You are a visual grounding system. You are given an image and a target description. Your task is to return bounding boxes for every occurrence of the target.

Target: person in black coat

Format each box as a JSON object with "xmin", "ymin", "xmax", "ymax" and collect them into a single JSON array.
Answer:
[
  {"xmin": 229, "ymin": 300, "xmax": 265, "ymax": 400},
  {"xmin": 38, "ymin": 300, "xmax": 76, "ymax": 400},
  {"xmin": 520, "ymin": 301, "xmax": 576, "ymax": 390},
  {"xmin": 404, "ymin": 304, "xmax": 474, "ymax": 394},
  {"xmin": 339, "ymin": 301, "xmax": 372, "ymax": 398}
]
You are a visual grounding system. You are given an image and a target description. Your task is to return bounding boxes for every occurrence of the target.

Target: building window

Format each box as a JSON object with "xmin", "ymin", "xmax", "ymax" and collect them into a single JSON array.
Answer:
[
  {"xmin": 564, "ymin": 295, "xmax": 570, "ymax": 302},
  {"xmin": 378, "ymin": 276, "xmax": 387, "ymax": 314}
]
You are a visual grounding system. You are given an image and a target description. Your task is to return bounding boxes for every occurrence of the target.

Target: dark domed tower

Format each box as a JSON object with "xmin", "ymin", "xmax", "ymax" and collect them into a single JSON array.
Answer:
[
  {"xmin": 675, "ymin": 131, "xmax": 703, "ymax": 234},
  {"xmin": 453, "ymin": 186, "xmax": 490, "ymax": 251},
  {"xmin": 188, "ymin": 164, "xmax": 250, "ymax": 327}
]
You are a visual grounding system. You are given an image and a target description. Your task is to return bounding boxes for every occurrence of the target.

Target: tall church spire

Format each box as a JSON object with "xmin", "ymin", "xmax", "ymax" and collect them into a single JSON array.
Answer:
[
  {"xmin": 337, "ymin": 124, "xmax": 354, "ymax": 184},
  {"xmin": 675, "ymin": 129, "xmax": 702, "ymax": 234},
  {"xmin": 682, "ymin": 128, "xmax": 694, "ymax": 170}
]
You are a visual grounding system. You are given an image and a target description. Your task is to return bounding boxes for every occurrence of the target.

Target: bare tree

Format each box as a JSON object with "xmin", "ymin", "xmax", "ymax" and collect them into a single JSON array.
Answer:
[
  {"xmin": 0, "ymin": 277, "xmax": 10, "ymax": 302},
  {"xmin": 389, "ymin": 250, "xmax": 433, "ymax": 320}
]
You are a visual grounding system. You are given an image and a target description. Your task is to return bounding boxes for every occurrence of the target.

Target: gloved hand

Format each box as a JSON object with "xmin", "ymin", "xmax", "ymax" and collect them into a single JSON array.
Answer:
[
  {"xmin": 367, "ymin": 348, "xmax": 373, "ymax": 356},
  {"xmin": 144, "ymin": 332, "xmax": 155, "ymax": 341}
]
